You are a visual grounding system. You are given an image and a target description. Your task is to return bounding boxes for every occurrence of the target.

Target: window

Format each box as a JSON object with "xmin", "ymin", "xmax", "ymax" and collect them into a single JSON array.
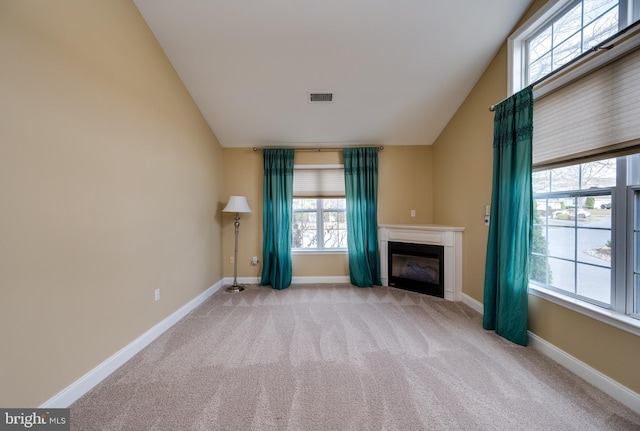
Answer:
[
  {"xmin": 508, "ymin": 0, "xmax": 640, "ymax": 93},
  {"xmin": 292, "ymin": 165, "xmax": 347, "ymax": 251},
  {"xmin": 532, "ymin": 159, "xmax": 616, "ymax": 306},
  {"xmin": 527, "ymin": 0, "xmax": 621, "ymax": 84},
  {"xmin": 506, "ymin": 0, "xmax": 640, "ymax": 329},
  {"xmin": 502, "ymin": 1, "xmax": 640, "ymax": 333},
  {"xmin": 532, "ymin": 155, "xmax": 640, "ymax": 323},
  {"xmin": 292, "ymin": 198, "xmax": 347, "ymax": 250}
]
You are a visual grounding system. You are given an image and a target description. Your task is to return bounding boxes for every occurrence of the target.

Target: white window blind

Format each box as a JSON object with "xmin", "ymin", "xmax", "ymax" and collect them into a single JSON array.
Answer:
[
  {"xmin": 293, "ymin": 166, "xmax": 345, "ymax": 197},
  {"xmin": 532, "ymin": 45, "xmax": 640, "ymax": 168}
]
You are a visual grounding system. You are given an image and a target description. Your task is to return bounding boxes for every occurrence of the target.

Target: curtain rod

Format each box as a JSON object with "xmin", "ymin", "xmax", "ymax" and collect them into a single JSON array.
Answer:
[
  {"xmin": 487, "ymin": 18, "xmax": 640, "ymax": 112},
  {"xmin": 252, "ymin": 146, "xmax": 384, "ymax": 152}
]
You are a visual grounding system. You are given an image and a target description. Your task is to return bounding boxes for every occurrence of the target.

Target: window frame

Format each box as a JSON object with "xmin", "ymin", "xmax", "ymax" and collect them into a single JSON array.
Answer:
[
  {"xmin": 508, "ymin": 0, "xmax": 640, "ymax": 95},
  {"xmin": 530, "ymin": 156, "xmax": 640, "ymax": 336},
  {"xmin": 525, "ymin": 0, "xmax": 622, "ymax": 86},
  {"xmin": 291, "ymin": 197, "xmax": 348, "ymax": 253}
]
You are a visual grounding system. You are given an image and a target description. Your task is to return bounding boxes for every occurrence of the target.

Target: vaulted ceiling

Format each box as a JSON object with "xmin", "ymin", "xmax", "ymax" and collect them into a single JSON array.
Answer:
[{"xmin": 134, "ymin": 0, "xmax": 533, "ymax": 148}]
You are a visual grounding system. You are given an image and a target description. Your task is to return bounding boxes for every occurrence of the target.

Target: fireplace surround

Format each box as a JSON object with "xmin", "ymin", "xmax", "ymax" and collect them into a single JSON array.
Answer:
[{"xmin": 379, "ymin": 224, "xmax": 464, "ymax": 301}]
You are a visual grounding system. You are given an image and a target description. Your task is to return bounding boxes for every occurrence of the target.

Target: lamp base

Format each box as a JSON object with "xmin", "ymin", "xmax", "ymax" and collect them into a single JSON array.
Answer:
[{"xmin": 226, "ymin": 285, "xmax": 245, "ymax": 293}]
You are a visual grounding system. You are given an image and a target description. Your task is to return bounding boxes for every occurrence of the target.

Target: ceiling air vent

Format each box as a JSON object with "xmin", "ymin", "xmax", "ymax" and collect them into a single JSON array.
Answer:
[{"xmin": 309, "ymin": 93, "xmax": 333, "ymax": 102}]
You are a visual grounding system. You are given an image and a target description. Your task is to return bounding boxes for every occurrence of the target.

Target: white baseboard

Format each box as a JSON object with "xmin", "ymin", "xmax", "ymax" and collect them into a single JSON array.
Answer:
[
  {"xmin": 461, "ymin": 293, "xmax": 483, "ymax": 314},
  {"xmin": 292, "ymin": 276, "xmax": 351, "ymax": 284},
  {"xmin": 43, "ymin": 279, "xmax": 639, "ymax": 416},
  {"xmin": 224, "ymin": 276, "xmax": 352, "ymax": 286},
  {"xmin": 223, "ymin": 277, "xmax": 260, "ymax": 286},
  {"xmin": 527, "ymin": 332, "xmax": 640, "ymax": 415},
  {"xmin": 458, "ymin": 293, "xmax": 640, "ymax": 414},
  {"xmin": 40, "ymin": 280, "xmax": 224, "ymax": 408}
]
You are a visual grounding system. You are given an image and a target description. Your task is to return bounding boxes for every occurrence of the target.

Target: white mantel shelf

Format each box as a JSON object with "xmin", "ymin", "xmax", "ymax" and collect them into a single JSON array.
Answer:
[{"xmin": 378, "ymin": 224, "xmax": 464, "ymax": 301}]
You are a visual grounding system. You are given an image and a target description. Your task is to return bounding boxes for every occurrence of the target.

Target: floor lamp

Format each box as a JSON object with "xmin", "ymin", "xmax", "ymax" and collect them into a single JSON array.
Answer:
[{"xmin": 223, "ymin": 196, "xmax": 252, "ymax": 292}]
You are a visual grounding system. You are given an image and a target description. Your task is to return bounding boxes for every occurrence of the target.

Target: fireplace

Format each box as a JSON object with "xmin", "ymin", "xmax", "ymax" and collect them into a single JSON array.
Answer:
[
  {"xmin": 388, "ymin": 241, "xmax": 444, "ymax": 297},
  {"xmin": 378, "ymin": 225, "xmax": 463, "ymax": 301}
]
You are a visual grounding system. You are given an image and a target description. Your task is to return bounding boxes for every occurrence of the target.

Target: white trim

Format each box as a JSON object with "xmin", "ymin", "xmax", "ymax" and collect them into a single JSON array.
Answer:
[
  {"xmin": 508, "ymin": 0, "xmax": 568, "ymax": 94},
  {"xmin": 224, "ymin": 277, "xmax": 261, "ymax": 286},
  {"xmin": 292, "ymin": 276, "xmax": 351, "ymax": 284},
  {"xmin": 461, "ymin": 293, "xmax": 483, "ymax": 314},
  {"xmin": 40, "ymin": 280, "xmax": 224, "ymax": 408},
  {"xmin": 225, "ymin": 276, "xmax": 352, "ymax": 285},
  {"xmin": 529, "ymin": 285, "xmax": 640, "ymax": 336},
  {"xmin": 40, "ymin": 278, "xmax": 640, "ymax": 415},
  {"xmin": 291, "ymin": 249, "xmax": 348, "ymax": 255},
  {"xmin": 528, "ymin": 332, "xmax": 640, "ymax": 415},
  {"xmin": 465, "ymin": 291, "xmax": 640, "ymax": 413},
  {"xmin": 293, "ymin": 164, "xmax": 343, "ymax": 169}
]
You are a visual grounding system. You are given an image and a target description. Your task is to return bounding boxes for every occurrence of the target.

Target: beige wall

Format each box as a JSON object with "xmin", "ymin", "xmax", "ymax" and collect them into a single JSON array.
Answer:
[
  {"xmin": 222, "ymin": 145, "xmax": 433, "ymax": 279},
  {"xmin": 432, "ymin": 0, "xmax": 640, "ymax": 394},
  {"xmin": 0, "ymin": 1, "xmax": 223, "ymax": 407},
  {"xmin": 5, "ymin": 0, "xmax": 634, "ymax": 409}
]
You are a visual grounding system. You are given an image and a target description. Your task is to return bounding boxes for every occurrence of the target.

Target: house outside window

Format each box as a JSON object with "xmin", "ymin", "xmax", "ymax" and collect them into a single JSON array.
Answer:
[
  {"xmin": 292, "ymin": 165, "xmax": 347, "ymax": 252},
  {"xmin": 508, "ymin": 0, "xmax": 640, "ymax": 330}
]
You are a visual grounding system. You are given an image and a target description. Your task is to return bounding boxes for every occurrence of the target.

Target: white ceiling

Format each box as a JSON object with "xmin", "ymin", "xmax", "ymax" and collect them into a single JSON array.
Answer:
[{"xmin": 134, "ymin": 0, "xmax": 533, "ymax": 148}]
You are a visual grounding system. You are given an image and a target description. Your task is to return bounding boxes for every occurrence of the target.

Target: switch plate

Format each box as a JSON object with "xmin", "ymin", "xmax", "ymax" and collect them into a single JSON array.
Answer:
[{"xmin": 229, "ymin": 256, "xmax": 234, "ymax": 264}]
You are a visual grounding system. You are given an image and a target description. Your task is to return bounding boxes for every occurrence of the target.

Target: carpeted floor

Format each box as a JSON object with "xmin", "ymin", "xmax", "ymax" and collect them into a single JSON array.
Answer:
[{"xmin": 71, "ymin": 284, "xmax": 640, "ymax": 430}]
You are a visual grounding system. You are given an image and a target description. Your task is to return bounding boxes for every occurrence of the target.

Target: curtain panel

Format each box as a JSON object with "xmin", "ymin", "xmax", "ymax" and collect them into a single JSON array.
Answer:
[
  {"xmin": 344, "ymin": 147, "xmax": 381, "ymax": 287},
  {"xmin": 260, "ymin": 149, "xmax": 294, "ymax": 290},
  {"xmin": 483, "ymin": 86, "xmax": 533, "ymax": 346}
]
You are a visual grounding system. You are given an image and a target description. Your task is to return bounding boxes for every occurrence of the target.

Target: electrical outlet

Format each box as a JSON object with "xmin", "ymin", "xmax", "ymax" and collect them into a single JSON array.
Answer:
[
  {"xmin": 229, "ymin": 256, "xmax": 234, "ymax": 264},
  {"xmin": 154, "ymin": 288, "xmax": 160, "ymax": 301},
  {"xmin": 410, "ymin": 210, "xmax": 416, "ymax": 217},
  {"xmin": 251, "ymin": 256, "xmax": 259, "ymax": 266}
]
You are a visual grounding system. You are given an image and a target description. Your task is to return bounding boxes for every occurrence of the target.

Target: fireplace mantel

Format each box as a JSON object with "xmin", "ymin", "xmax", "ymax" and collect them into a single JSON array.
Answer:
[{"xmin": 378, "ymin": 224, "xmax": 464, "ymax": 301}]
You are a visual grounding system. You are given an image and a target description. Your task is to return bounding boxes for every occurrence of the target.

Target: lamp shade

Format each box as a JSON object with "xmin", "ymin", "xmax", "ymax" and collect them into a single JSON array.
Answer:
[{"xmin": 223, "ymin": 196, "xmax": 251, "ymax": 213}]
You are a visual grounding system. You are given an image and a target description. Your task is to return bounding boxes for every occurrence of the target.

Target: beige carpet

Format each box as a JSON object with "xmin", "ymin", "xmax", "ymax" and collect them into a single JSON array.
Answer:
[{"xmin": 71, "ymin": 284, "xmax": 640, "ymax": 430}]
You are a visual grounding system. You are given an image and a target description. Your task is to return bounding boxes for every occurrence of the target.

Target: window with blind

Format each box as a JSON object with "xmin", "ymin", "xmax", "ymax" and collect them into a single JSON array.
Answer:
[
  {"xmin": 532, "ymin": 45, "xmax": 640, "ymax": 167},
  {"xmin": 510, "ymin": 2, "xmax": 640, "ymax": 328},
  {"xmin": 292, "ymin": 166, "xmax": 347, "ymax": 251}
]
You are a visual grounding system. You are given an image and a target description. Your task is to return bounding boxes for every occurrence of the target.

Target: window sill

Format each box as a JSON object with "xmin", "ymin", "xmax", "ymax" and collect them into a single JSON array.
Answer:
[
  {"xmin": 292, "ymin": 249, "xmax": 348, "ymax": 256},
  {"xmin": 529, "ymin": 284, "xmax": 640, "ymax": 336}
]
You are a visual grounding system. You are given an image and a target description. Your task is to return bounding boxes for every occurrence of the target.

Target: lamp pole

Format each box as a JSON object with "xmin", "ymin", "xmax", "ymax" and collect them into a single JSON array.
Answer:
[
  {"xmin": 222, "ymin": 195, "xmax": 251, "ymax": 293},
  {"xmin": 228, "ymin": 212, "xmax": 243, "ymax": 292}
]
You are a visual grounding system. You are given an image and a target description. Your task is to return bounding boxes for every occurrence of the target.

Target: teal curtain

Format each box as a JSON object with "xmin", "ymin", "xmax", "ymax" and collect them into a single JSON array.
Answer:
[
  {"xmin": 483, "ymin": 86, "xmax": 534, "ymax": 346},
  {"xmin": 344, "ymin": 147, "xmax": 380, "ymax": 287},
  {"xmin": 260, "ymin": 149, "xmax": 294, "ymax": 290}
]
